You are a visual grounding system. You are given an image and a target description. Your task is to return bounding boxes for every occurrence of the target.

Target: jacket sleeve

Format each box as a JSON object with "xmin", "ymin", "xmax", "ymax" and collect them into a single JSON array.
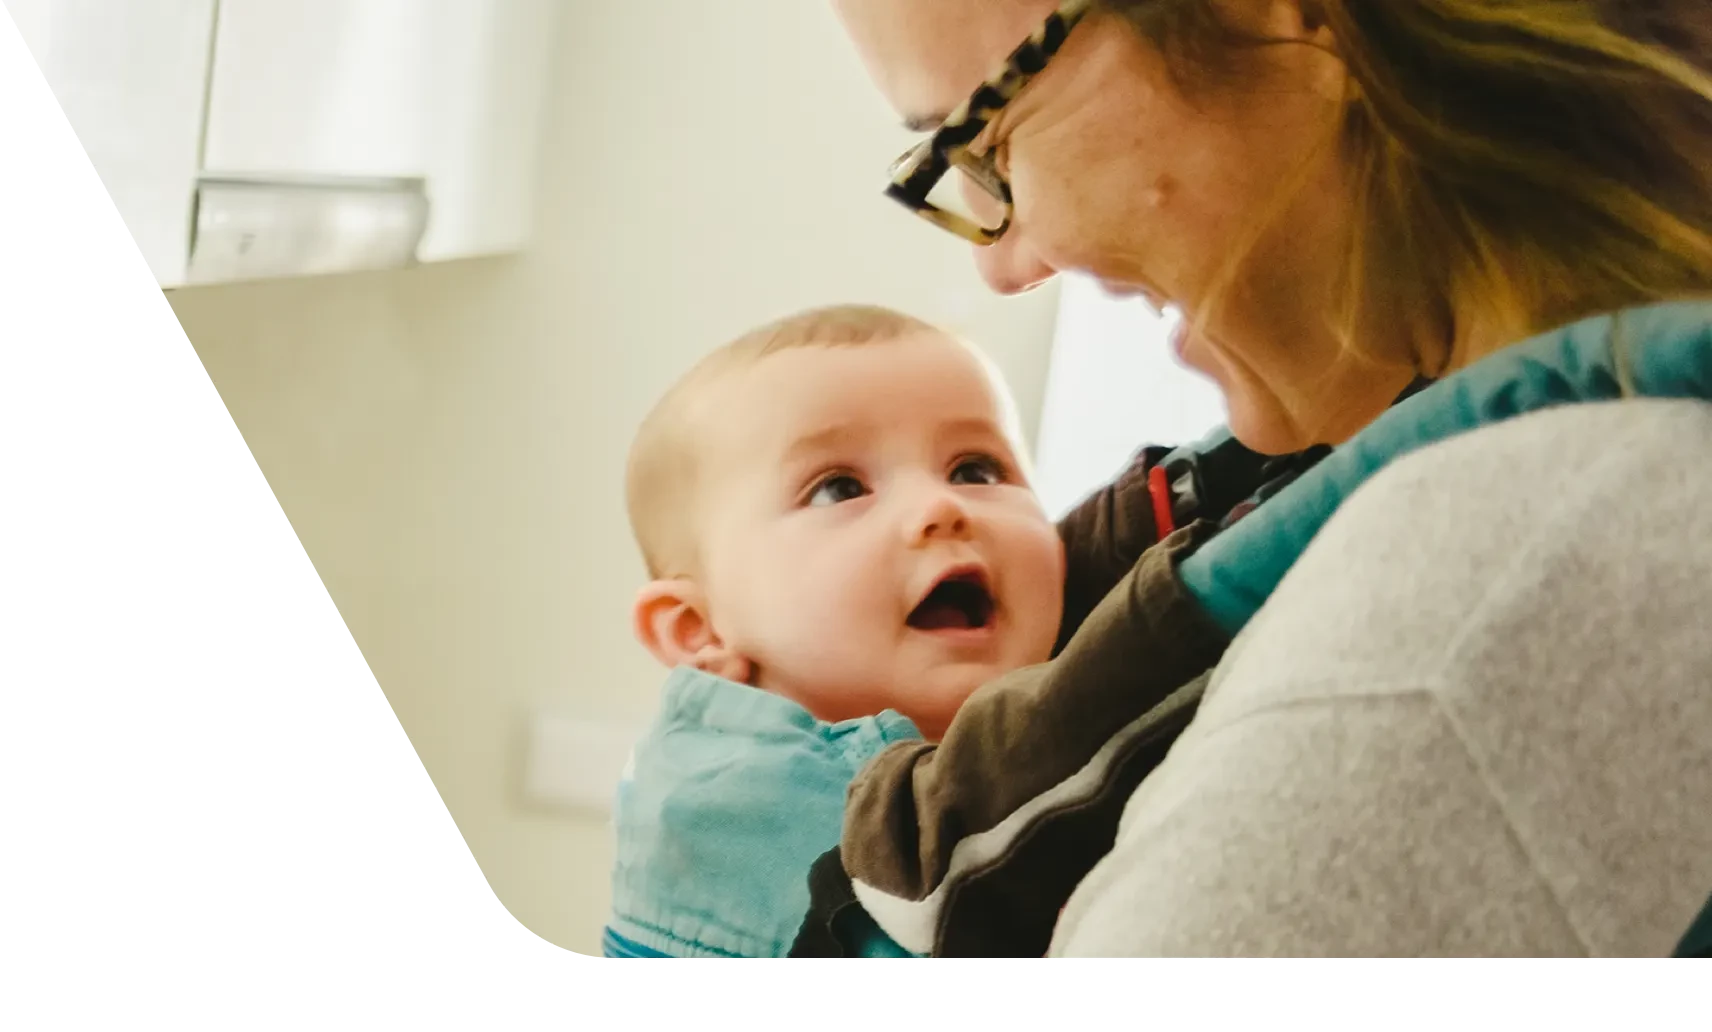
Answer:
[
  {"xmin": 792, "ymin": 523, "xmax": 1229, "ymax": 957},
  {"xmin": 1052, "ymin": 445, "xmax": 1171, "ymax": 654}
]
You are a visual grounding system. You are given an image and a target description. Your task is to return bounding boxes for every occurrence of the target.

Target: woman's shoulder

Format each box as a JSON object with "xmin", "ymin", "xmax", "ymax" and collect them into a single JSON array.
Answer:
[
  {"xmin": 1236, "ymin": 397, "xmax": 1712, "ymax": 677},
  {"xmin": 1063, "ymin": 395, "xmax": 1712, "ymax": 955},
  {"xmin": 1197, "ymin": 396, "xmax": 1712, "ymax": 743},
  {"xmin": 1348, "ymin": 395, "xmax": 1712, "ymax": 552}
]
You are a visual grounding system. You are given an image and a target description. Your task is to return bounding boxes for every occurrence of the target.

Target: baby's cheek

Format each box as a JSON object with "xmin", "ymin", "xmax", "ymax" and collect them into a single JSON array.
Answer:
[{"xmin": 1019, "ymin": 525, "xmax": 1069, "ymax": 661}]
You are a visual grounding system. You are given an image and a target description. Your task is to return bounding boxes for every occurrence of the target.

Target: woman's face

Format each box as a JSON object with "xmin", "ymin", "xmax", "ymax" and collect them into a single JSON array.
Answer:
[{"xmin": 833, "ymin": 0, "xmax": 1418, "ymax": 453}]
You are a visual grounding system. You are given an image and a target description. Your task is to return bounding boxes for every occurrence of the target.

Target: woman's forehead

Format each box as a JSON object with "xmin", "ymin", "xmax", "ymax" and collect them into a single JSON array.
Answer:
[{"xmin": 832, "ymin": 0, "xmax": 1058, "ymax": 125}]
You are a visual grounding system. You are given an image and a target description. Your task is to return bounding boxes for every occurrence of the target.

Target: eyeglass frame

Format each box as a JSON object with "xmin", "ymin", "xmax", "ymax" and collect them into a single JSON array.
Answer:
[{"xmin": 884, "ymin": 0, "xmax": 1095, "ymax": 246}]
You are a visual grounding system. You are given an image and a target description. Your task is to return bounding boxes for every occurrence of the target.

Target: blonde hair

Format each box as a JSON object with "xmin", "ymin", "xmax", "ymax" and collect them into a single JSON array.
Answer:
[
  {"xmin": 625, "ymin": 304, "xmax": 942, "ymax": 579},
  {"xmin": 1098, "ymin": 0, "xmax": 1712, "ymax": 372}
]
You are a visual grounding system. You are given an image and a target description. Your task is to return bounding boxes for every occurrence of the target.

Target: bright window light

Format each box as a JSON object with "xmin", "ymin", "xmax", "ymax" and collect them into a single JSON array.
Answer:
[{"xmin": 1032, "ymin": 274, "xmax": 1226, "ymax": 519}]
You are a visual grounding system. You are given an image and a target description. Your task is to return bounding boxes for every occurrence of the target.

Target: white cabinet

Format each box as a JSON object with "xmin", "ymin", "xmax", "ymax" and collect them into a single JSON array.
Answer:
[
  {"xmin": 202, "ymin": 0, "xmax": 438, "ymax": 181},
  {"xmin": 4, "ymin": 0, "xmax": 557, "ymax": 287},
  {"xmin": 201, "ymin": 0, "xmax": 554, "ymax": 261},
  {"xmin": 4, "ymin": 0, "xmax": 215, "ymax": 286},
  {"xmin": 413, "ymin": 0, "xmax": 555, "ymax": 261}
]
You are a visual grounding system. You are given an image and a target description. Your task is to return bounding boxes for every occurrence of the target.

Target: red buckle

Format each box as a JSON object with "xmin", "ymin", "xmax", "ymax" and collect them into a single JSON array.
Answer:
[{"xmin": 1147, "ymin": 463, "xmax": 1176, "ymax": 537}]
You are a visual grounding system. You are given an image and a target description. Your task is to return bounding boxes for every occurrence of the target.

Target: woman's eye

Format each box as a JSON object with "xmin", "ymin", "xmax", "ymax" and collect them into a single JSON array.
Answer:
[
  {"xmin": 806, "ymin": 473, "xmax": 869, "ymax": 507},
  {"xmin": 949, "ymin": 456, "xmax": 1006, "ymax": 486}
]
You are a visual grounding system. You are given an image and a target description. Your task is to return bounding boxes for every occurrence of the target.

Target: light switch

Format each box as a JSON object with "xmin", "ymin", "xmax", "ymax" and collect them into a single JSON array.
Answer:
[{"xmin": 521, "ymin": 713, "xmax": 640, "ymax": 815}]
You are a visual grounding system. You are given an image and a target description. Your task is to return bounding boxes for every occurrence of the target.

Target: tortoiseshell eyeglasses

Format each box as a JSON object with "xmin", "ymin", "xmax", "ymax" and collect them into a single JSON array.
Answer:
[{"xmin": 885, "ymin": 0, "xmax": 1094, "ymax": 245}]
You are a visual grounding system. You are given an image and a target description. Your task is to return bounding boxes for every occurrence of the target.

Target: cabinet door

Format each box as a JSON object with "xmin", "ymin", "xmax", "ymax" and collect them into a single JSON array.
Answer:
[
  {"xmin": 5, "ymin": 0, "xmax": 215, "ymax": 286},
  {"xmin": 201, "ymin": 0, "xmax": 434, "ymax": 181},
  {"xmin": 415, "ymin": 0, "xmax": 556, "ymax": 260},
  {"xmin": 201, "ymin": 0, "xmax": 556, "ymax": 262}
]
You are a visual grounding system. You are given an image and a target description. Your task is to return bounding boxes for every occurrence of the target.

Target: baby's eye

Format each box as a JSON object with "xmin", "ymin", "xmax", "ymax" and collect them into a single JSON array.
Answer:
[
  {"xmin": 949, "ymin": 455, "xmax": 1007, "ymax": 487},
  {"xmin": 806, "ymin": 473, "xmax": 869, "ymax": 507}
]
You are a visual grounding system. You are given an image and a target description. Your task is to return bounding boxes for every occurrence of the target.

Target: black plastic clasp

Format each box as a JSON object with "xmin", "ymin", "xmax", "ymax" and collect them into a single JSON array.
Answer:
[{"xmin": 1154, "ymin": 429, "xmax": 1273, "ymax": 529}]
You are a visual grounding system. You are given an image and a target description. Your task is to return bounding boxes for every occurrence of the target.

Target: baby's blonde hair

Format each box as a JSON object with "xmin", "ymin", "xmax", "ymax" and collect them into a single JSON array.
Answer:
[{"xmin": 626, "ymin": 303, "xmax": 947, "ymax": 579}]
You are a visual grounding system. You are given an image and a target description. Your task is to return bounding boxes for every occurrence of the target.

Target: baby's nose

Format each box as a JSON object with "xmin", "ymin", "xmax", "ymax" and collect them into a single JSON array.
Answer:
[{"xmin": 909, "ymin": 488, "xmax": 972, "ymax": 543}]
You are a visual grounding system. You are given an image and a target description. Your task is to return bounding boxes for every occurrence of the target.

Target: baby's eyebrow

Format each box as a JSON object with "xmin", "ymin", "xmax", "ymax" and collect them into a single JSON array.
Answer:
[
  {"xmin": 781, "ymin": 425, "xmax": 859, "ymax": 466},
  {"xmin": 937, "ymin": 416, "xmax": 1008, "ymax": 444}
]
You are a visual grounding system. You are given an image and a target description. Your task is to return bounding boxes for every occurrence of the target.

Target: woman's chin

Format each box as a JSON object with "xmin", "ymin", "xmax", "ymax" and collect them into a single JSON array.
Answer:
[
  {"xmin": 1165, "ymin": 311, "xmax": 1193, "ymax": 363},
  {"xmin": 1222, "ymin": 394, "xmax": 1313, "ymax": 455},
  {"xmin": 1171, "ymin": 325, "xmax": 1302, "ymax": 454}
]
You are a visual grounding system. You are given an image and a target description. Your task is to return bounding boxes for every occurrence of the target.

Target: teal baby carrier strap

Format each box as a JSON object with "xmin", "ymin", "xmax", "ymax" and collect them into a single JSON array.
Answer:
[
  {"xmin": 1176, "ymin": 299, "xmax": 1712, "ymax": 957},
  {"xmin": 1180, "ymin": 300, "xmax": 1712, "ymax": 632}
]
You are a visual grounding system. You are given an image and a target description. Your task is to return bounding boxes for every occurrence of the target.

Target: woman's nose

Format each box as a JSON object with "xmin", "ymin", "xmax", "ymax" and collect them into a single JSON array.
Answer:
[{"xmin": 972, "ymin": 230, "xmax": 1056, "ymax": 295}]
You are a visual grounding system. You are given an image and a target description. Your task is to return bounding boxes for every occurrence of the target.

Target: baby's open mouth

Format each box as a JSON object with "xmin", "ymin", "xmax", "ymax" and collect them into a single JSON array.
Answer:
[{"xmin": 907, "ymin": 571, "xmax": 994, "ymax": 631}]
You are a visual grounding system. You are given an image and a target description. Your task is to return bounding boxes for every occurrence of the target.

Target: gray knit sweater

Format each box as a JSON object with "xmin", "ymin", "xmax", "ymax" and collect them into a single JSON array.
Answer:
[{"xmin": 1053, "ymin": 400, "xmax": 1712, "ymax": 956}]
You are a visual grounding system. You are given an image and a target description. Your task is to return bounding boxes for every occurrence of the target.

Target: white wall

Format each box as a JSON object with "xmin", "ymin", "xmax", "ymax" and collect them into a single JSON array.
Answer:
[
  {"xmin": 1034, "ymin": 277, "xmax": 1225, "ymax": 518},
  {"xmin": 164, "ymin": 0, "xmax": 1059, "ymax": 955}
]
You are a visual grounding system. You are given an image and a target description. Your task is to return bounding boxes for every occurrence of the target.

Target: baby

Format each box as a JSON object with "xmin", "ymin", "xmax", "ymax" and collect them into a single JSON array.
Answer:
[{"xmin": 603, "ymin": 303, "xmax": 1066, "ymax": 957}]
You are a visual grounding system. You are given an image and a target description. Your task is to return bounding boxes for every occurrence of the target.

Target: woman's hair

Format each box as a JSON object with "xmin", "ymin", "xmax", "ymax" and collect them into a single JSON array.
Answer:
[{"xmin": 1096, "ymin": 0, "xmax": 1712, "ymax": 372}]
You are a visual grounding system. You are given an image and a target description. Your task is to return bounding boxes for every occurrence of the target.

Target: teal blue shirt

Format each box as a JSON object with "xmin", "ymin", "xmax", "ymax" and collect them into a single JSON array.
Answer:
[{"xmin": 603, "ymin": 668, "xmax": 922, "ymax": 957}]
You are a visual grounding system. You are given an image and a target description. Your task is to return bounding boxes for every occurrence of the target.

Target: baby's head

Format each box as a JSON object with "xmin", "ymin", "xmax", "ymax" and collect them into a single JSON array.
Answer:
[{"xmin": 626, "ymin": 304, "xmax": 1064, "ymax": 739}]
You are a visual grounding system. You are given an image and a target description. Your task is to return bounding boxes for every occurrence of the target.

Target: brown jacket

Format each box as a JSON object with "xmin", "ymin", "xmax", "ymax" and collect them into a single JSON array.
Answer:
[
  {"xmin": 789, "ymin": 437, "xmax": 1303, "ymax": 956},
  {"xmin": 784, "ymin": 377, "xmax": 1439, "ymax": 958}
]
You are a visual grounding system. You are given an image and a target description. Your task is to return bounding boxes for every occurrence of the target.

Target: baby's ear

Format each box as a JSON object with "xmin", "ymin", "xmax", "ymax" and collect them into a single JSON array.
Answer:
[
  {"xmin": 633, "ymin": 579, "xmax": 714, "ymax": 669},
  {"xmin": 630, "ymin": 581, "xmax": 752, "ymax": 687}
]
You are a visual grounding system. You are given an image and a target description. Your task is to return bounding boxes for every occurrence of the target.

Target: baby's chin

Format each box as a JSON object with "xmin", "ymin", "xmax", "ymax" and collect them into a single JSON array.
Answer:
[
  {"xmin": 895, "ymin": 663, "xmax": 1019, "ymax": 741},
  {"xmin": 775, "ymin": 658, "xmax": 1036, "ymax": 741}
]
